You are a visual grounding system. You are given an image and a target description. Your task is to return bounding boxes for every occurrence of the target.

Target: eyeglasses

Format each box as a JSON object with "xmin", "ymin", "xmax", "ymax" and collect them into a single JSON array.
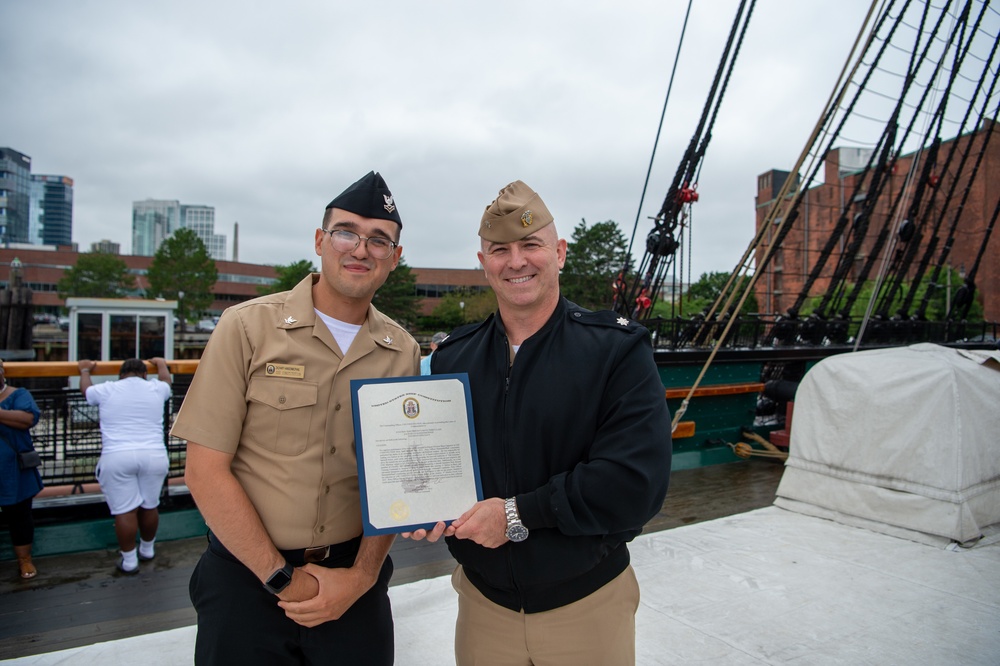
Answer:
[{"xmin": 321, "ymin": 228, "xmax": 398, "ymax": 260}]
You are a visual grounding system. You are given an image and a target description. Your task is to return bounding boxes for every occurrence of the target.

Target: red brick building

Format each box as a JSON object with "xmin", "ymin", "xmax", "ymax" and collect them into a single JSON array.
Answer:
[
  {"xmin": 0, "ymin": 246, "xmax": 489, "ymax": 318},
  {"xmin": 754, "ymin": 122, "xmax": 999, "ymax": 322}
]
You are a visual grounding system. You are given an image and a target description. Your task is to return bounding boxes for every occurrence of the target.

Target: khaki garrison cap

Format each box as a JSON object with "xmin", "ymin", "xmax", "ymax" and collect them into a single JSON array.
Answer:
[{"xmin": 479, "ymin": 180, "xmax": 554, "ymax": 243}]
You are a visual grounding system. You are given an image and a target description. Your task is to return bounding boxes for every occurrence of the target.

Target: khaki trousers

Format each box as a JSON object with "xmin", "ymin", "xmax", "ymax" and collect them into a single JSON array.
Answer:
[{"xmin": 452, "ymin": 564, "xmax": 639, "ymax": 666}]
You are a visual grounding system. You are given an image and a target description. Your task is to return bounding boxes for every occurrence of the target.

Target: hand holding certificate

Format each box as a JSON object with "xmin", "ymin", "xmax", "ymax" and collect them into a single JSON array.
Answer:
[{"xmin": 350, "ymin": 373, "xmax": 483, "ymax": 535}]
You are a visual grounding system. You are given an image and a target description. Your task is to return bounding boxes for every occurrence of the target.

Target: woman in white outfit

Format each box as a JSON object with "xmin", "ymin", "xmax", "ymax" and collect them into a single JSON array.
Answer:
[{"xmin": 78, "ymin": 358, "xmax": 172, "ymax": 573}]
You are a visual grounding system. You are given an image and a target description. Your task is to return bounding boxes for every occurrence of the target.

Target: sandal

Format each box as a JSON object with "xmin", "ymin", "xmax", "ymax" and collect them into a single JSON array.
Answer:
[{"xmin": 18, "ymin": 558, "xmax": 37, "ymax": 579}]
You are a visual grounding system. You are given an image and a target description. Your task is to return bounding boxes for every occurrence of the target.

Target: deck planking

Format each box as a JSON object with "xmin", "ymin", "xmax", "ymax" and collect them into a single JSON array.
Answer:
[{"xmin": 0, "ymin": 460, "xmax": 785, "ymax": 660}]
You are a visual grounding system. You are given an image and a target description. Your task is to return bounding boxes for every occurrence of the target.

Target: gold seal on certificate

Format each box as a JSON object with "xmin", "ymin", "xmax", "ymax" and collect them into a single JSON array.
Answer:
[
  {"xmin": 351, "ymin": 373, "xmax": 483, "ymax": 535},
  {"xmin": 390, "ymin": 500, "xmax": 410, "ymax": 521}
]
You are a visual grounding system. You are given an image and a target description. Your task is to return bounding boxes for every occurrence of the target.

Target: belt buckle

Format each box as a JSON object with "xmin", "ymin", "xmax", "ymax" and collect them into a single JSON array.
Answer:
[{"xmin": 303, "ymin": 545, "xmax": 330, "ymax": 564}]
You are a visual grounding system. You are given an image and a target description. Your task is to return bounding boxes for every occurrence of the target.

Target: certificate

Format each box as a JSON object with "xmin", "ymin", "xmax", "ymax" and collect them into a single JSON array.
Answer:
[{"xmin": 350, "ymin": 373, "xmax": 483, "ymax": 535}]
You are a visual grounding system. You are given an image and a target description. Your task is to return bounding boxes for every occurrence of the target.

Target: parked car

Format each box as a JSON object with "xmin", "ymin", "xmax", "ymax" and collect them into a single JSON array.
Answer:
[{"xmin": 196, "ymin": 319, "xmax": 216, "ymax": 332}]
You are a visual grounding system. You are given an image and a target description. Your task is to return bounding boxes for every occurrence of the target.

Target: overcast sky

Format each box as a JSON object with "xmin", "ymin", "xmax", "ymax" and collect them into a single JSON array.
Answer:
[{"xmin": 2, "ymin": 0, "xmax": 878, "ymax": 278}]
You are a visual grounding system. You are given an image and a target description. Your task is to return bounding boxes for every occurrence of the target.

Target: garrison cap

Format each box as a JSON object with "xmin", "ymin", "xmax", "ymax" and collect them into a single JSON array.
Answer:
[
  {"xmin": 326, "ymin": 171, "xmax": 402, "ymax": 227},
  {"xmin": 479, "ymin": 180, "xmax": 553, "ymax": 243}
]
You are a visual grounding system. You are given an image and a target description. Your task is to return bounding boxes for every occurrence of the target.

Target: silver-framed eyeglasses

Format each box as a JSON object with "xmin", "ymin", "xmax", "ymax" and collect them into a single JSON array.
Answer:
[{"xmin": 321, "ymin": 228, "xmax": 397, "ymax": 260}]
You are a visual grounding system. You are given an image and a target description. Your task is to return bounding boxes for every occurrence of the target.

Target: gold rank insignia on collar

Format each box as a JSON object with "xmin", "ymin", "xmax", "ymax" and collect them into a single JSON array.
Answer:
[
  {"xmin": 383, "ymin": 336, "xmax": 393, "ymax": 345},
  {"xmin": 284, "ymin": 316, "xmax": 297, "ymax": 325},
  {"xmin": 617, "ymin": 317, "xmax": 630, "ymax": 326}
]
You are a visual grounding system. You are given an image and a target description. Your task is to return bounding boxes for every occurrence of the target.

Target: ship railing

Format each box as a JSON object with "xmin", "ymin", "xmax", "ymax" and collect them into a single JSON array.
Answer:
[
  {"xmin": 5, "ymin": 361, "xmax": 198, "ymax": 491},
  {"xmin": 644, "ymin": 315, "xmax": 998, "ymax": 350}
]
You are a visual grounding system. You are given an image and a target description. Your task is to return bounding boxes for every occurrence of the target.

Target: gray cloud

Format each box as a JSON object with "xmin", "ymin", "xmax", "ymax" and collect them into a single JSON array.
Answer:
[{"xmin": 2, "ymin": 0, "xmax": 874, "ymax": 278}]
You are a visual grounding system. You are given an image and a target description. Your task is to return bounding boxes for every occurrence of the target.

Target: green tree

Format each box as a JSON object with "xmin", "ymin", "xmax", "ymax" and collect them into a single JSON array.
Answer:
[
  {"xmin": 372, "ymin": 257, "xmax": 422, "ymax": 329},
  {"xmin": 800, "ymin": 267, "xmax": 984, "ymax": 322},
  {"xmin": 57, "ymin": 251, "xmax": 136, "ymax": 299},
  {"xmin": 430, "ymin": 289, "xmax": 497, "ymax": 328},
  {"xmin": 145, "ymin": 228, "xmax": 219, "ymax": 331},
  {"xmin": 561, "ymin": 219, "xmax": 630, "ymax": 310},
  {"xmin": 258, "ymin": 259, "xmax": 316, "ymax": 295},
  {"xmin": 682, "ymin": 271, "xmax": 759, "ymax": 316}
]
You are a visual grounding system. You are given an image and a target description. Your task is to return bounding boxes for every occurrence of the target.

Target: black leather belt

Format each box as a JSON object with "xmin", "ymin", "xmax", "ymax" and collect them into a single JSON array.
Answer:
[{"xmin": 208, "ymin": 531, "xmax": 362, "ymax": 568}]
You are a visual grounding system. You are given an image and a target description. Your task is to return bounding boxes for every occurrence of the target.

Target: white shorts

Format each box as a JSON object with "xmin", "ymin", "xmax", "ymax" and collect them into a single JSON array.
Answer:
[{"xmin": 95, "ymin": 449, "xmax": 170, "ymax": 515}]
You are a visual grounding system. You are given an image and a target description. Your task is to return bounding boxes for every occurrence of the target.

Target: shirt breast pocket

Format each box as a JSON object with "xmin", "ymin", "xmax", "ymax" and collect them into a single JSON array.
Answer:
[{"xmin": 245, "ymin": 377, "xmax": 319, "ymax": 456}]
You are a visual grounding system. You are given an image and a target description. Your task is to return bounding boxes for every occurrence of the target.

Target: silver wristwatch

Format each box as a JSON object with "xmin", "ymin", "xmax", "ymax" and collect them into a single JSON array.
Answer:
[{"xmin": 504, "ymin": 497, "xmax": 529, "ymax": 542}]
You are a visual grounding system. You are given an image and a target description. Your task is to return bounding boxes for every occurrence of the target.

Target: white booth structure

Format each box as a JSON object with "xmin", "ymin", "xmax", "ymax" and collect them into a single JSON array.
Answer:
[{"xmin": 65, "ymin": 297, "xmax": 177, "ymax": 363}]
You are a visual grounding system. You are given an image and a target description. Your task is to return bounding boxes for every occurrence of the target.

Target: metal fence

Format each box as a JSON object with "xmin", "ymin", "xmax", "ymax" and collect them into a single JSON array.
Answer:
[{"xmin": 645, "ymin": 315, "xmax": 999, "ymax": 351}]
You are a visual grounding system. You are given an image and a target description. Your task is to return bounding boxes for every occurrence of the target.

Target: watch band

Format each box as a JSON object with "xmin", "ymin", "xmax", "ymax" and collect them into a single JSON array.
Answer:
[{"xmin": 504, "ymin": 497, "xmax": 529, "ymax": 542}]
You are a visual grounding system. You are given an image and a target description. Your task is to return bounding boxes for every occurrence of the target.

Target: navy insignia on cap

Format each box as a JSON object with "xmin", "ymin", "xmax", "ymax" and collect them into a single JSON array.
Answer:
[
  {"xmin": 521, "ymin": 211, "xmax": 533, "ymax": 227},
  {"xmin": 383, "ymin": 194, "xmax": 395, "ymax": 214}
]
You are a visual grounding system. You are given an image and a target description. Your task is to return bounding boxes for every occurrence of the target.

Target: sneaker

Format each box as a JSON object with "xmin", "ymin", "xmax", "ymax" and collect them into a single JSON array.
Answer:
[
  {"xmin": 116, "ymin": 556, "xmax": 139, "ymax": 575},
  {"xmin": 138, "ymin": 551, "xmax": 155, "ymax": 562}
]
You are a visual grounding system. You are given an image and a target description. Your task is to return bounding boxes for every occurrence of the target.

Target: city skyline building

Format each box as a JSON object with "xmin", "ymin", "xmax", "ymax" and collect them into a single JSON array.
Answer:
[
  {"xmin": 91, "ymin": 239, "xmax": 121, "ymax": 254},
  {"xmin": 180, "ymin": 204, "xmax": 226, "ymax": 260},
  {"xmin": 131, "ymin": 199, "xmax": 180, "ymax": 256},
  {"xmin": 0, "ymin": 147, "xmax": 33, "ymax": 246},
  {"xmin": 30, "ymin": 174, "xmax": 74, "ymax": 246},
  {"xmin": 132, "ymin": 199, "xmax": 227, "ymax": 260}
]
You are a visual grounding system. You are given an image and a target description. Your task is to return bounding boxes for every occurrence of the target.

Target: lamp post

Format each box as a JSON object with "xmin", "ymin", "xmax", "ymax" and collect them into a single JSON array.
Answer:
[{"xmin": 178, "ymin": 291, "xmax": 185, "ymax": 334}]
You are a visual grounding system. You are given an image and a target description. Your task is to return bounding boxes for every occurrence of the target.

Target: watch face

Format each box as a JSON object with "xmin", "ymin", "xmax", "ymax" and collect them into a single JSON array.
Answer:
[
  {"xmin": 506, "ymin": 524, "xmax": 529, "ymax": 542},
  {"xmin": 265, "ymin": 567, "xmax": 293, "ymax": 593}
]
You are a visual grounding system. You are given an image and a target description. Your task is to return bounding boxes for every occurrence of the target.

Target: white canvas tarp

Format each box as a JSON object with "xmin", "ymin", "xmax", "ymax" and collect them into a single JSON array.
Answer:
[{"xmin": 775, "ymin": 343, "xmax": 1000, "ymax": 546}]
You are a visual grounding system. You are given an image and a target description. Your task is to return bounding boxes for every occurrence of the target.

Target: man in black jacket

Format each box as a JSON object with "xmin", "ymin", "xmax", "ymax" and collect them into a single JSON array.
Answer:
[{"xmin": 407, "ymin": 180, "xmax": 672, "ymax": 665}]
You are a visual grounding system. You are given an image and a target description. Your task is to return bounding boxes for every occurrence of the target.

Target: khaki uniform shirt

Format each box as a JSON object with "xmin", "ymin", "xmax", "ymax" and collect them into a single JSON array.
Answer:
[{"xmin": 171, "ymin": 275, "xmax": 420, "ymax": 549}]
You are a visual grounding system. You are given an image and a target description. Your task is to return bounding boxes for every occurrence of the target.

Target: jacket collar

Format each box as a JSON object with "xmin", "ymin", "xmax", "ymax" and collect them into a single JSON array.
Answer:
[{"xmin": 493, "ymin": 295, "xmax": 567, "ymax": 343}]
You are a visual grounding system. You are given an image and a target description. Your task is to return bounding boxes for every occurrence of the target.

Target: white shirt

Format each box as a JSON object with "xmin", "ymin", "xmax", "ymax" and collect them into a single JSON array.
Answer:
[
  {"xmin": 315, "ymin": 308, "xmax": 362, "ymax": 354},
  {"xmin": 85, "ymin": 377, "xmax": 172, "ymax": 453}
]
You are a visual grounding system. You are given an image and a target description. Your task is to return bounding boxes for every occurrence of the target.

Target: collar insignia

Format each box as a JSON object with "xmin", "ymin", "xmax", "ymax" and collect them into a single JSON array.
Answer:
[
  {"xmin": 521, "ymin": 210, "xmax": 533, "ymax": 227},
  {"xmin": 617, "ymin": 317, "xmax": 630, "ymax": 326},
  {"xmin": 383, "ymin": 335, "xmax": 393, "ymax": 345},
  {"xmin": 383, "ymin": 194, "xmax": 396, "ymax": 214},
  {"xmin": 284, "ymin": 316, "xmax": 297, "ymax": 325}
]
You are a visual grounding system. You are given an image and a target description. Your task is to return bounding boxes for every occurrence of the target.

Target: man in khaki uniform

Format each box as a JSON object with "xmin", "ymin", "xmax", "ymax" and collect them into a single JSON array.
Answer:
[{"xmin": 173, "ymin": 171, "xmax": 420, "ymax": 665}]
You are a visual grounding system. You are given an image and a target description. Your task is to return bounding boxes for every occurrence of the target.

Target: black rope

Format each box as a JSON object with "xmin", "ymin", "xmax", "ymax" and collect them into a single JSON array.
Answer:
[{"xmin": 617, "ymin": 0, "xmax": 757, "ymax": 319}]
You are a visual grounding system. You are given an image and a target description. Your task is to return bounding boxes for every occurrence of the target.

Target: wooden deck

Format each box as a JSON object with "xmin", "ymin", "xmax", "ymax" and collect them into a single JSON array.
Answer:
[{"xmin": 0, "ymin": 459, "xmax": 786, "ymax": 660}]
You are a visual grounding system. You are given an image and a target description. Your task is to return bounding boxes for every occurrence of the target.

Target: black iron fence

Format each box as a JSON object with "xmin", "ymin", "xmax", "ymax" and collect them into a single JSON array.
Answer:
[{"xmin": 645, "ymin": 315, "xmax": 999, "ymax": 351}]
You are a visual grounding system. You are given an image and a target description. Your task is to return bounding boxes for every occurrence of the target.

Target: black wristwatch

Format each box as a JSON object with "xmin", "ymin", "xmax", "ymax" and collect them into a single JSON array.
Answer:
[
  {"xmin": 504, "ymin": 498, "xmax": 529, "ymax": 543},
  {"xmin": 263, "ymin": 562, "xmax": 294, "ymax": 595}
]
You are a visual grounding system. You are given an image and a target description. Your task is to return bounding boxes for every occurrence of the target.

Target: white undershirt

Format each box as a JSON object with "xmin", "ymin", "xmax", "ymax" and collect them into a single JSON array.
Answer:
[{"xmin": 315, "ymin": 309, "xmax": 362, "ymax": 354}]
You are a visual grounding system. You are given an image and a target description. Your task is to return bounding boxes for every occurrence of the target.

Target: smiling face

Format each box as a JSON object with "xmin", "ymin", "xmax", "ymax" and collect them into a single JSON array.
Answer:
[
  {"xmin": 478, "ymin": 222, "xmax": 566, "ymax": 318},
  {"xmin": 313, "ymin": 208, "xmax": 401, "ymax": 317}
]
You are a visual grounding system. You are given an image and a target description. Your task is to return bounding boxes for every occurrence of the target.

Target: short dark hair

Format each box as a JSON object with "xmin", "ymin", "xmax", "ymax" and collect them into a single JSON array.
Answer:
[{"xmin": 119, "ymin": 359, "xmax": 147, "ymax": 378}]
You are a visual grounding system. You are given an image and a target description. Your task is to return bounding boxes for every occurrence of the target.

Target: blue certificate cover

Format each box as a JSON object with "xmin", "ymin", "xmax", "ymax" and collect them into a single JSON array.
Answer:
[{"xmin": 350, "ymin": 373, "xmax": 483, "ymax": 536}]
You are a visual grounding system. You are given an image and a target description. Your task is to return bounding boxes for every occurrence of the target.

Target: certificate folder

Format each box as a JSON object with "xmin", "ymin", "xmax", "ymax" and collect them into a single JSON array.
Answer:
[{"xmin": 351, "ymin": 373, "xmax": 483, "ymax": 536}]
